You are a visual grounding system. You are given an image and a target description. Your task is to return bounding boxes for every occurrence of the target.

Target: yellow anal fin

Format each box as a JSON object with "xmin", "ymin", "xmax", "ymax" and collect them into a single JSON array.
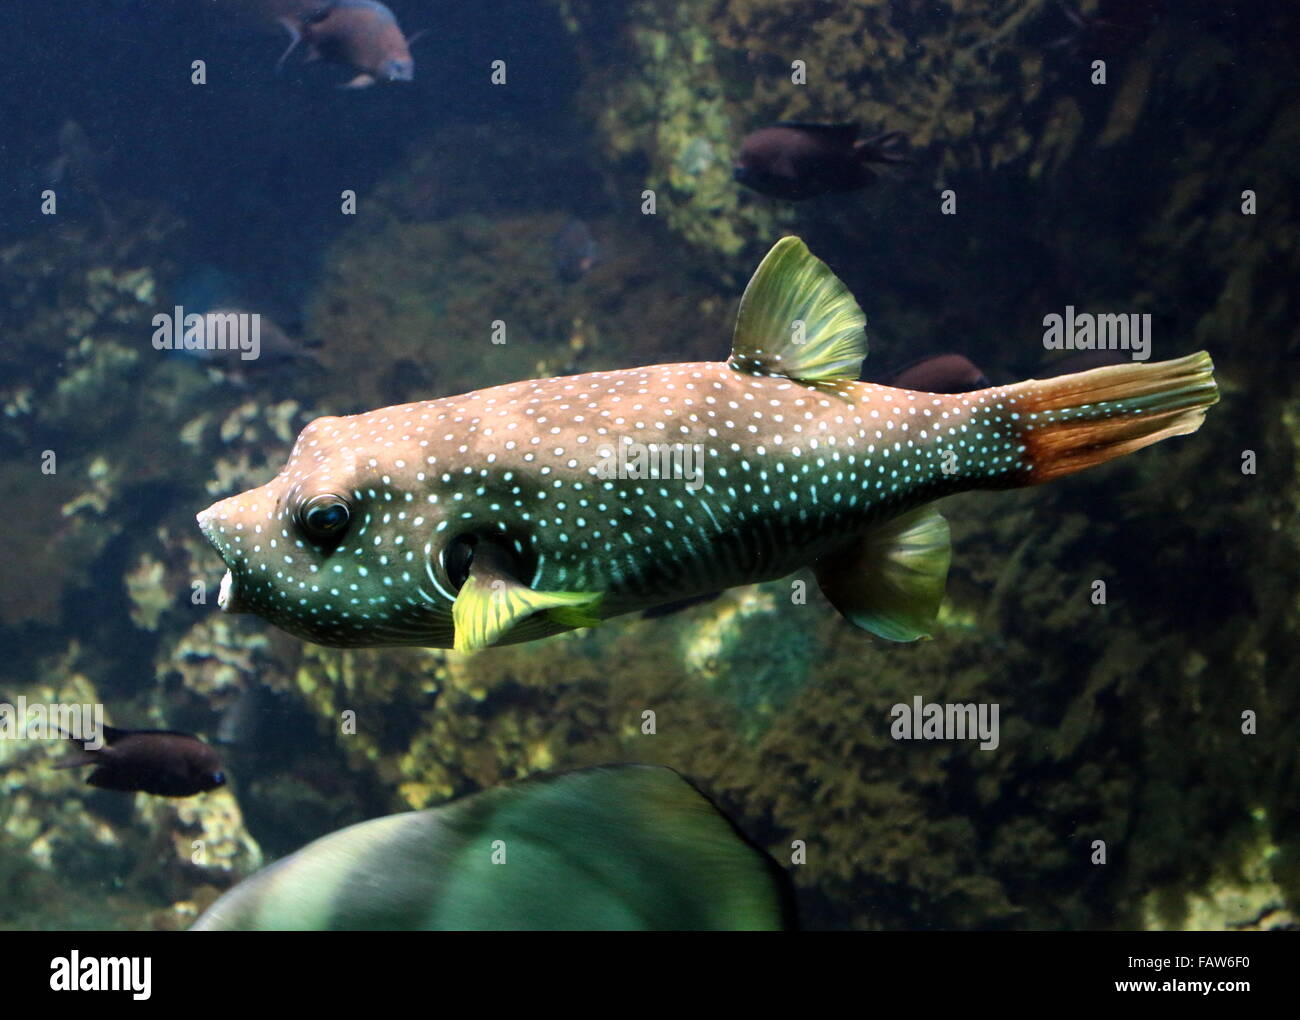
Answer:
[{"xmin": 814, "ymin": 507, "xmax": 951, "ymax": 642}]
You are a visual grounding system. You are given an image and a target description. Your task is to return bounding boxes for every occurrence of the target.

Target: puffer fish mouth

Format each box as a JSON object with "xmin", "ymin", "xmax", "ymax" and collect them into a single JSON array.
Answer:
[
  {"xmin": 196, "ymin": 503, "xmax": 250, "ymax": 615},
  {"xmin": 217, "ymin": 569, "xmax": 238, "ymax": 612}
]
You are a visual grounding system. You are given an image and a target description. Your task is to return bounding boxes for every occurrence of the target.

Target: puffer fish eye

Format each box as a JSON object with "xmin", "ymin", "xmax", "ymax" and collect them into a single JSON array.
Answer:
[
  {"xmin": 444, "ymin": 534, "xmax": 478, "ymax": 592},
  {"xmin": 298, "ymin": 494, "xmax": 352, "ymax": 544}
]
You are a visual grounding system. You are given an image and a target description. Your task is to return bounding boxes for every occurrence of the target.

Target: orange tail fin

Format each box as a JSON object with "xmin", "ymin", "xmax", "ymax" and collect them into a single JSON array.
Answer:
[{"xmin": 1002, "ymin": 352, "xmax": 1218, "ymax": 486}]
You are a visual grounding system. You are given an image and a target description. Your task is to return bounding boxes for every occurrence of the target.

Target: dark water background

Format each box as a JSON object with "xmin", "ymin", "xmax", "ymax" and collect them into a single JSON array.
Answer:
[{"xmin": 0, "ymin": 0, "xmax": 583, "ymax": 317}]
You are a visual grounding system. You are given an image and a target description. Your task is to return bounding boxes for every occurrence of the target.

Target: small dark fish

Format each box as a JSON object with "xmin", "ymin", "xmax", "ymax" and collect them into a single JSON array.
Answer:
[
  {"xmin": 55, "ymin": 725, "xmax": 226, "ymax": 798},
  {"xmin": 1037, "ymin": 350, "xmax": 1132, "ymax": 377},
  {"xmin": 552, "ymin": 219, "xmax": 599, "ymax": 282},
  {"xmin": 279, "ymin": 0, "xmax": 415, "ymax": 87},
  {"xmin": 885, "ymin": 354, "xmax": 990, "ymax": 393},
  {"xmin": 733, "ymin": 123, "xmax": 910, "ymax": 201}
]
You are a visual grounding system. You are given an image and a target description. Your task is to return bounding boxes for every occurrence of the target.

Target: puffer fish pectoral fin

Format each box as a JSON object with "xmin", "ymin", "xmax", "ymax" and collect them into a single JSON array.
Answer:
[
  {"xmin": 728, "ymin": 235, "xmax": 868, "ymax": 382},
  {"xmin": 452, "ymin": 578, "xmax": 601, "ymax": 652},
  {"xmin": 452, "ymin": 553, "xmax": 601, "ymax": 653},
  {"xmin": 340, "ymin": 73, "xmax": 377, "ymax": 89},
  {"xmin": 813, "ymin": 506, "xmax": 951, "ymax": 642}
]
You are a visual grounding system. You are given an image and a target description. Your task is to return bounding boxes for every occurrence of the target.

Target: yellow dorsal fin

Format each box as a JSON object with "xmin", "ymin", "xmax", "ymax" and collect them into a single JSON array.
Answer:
[{"xmin": 728, "ymin": 236, "xmax": 868, "ymax": 382}]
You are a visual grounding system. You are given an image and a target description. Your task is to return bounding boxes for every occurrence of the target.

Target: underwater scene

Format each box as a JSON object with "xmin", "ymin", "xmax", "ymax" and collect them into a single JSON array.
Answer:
[{"xmin": 0, "ymin": 0, "xmax": 1296, "ymax": 934}]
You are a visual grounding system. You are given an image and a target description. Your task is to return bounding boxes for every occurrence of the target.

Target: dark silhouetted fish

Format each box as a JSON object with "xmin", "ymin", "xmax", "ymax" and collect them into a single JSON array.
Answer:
[
  {"xmin": 55, "ymin": 725, "xmax": 226, "ymax": 797},
  {"xmin": 191, "ymin": 764, "xmax": 789, "ymax": 930},
  {"xmin": 198, "ymin": 237, "xmax": 1218, "ymax": 653},
  {"xmin": 733, "ymin": 123, "xmax": 910, "ymax": 200},
  {"xmin": 885, "ymin": 354, "xmax": 990, "ymax": 393},
  {"xmin": 553, "ymin": 219, "xmax": 599, "ymax": 282},
  {"xmin": 278, "ymin": 0, "xmax": 415, "ymax": 87}
]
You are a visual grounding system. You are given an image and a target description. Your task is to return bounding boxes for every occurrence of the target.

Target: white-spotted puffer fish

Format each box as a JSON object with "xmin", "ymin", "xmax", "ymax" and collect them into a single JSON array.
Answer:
[{"xmin": 197, "ymin": 237, "xmax": 1218, "ymax": 653}]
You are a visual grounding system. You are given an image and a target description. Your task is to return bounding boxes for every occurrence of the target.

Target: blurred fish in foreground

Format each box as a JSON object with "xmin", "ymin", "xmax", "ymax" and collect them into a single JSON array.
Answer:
[
  {"xmin": 734, "ymin": 123, "xmax": 910, "ymax": 200},
  {"xmin": 191, "ymin": 765, "xmax": 789, "ymax": 930},
  {"xmin": 276, "ymin": 0, "xmax": 416, "ymax": 87},
  {"xmin": 55, "ymin": 725, "xmax": 226, "ymax": 798}
]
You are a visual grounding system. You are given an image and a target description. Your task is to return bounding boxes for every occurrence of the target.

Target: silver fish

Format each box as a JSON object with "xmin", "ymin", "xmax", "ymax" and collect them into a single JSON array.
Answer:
[{"xmin": 198, "ymin": 237, "xmax": 1218, "ymax": 653}]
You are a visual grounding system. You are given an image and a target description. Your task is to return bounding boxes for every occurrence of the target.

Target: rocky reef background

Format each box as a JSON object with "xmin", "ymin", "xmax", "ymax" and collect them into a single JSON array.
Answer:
[{"xmin": 0, "ymin": 0, "xmax": 1297, "ymax": 929}]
